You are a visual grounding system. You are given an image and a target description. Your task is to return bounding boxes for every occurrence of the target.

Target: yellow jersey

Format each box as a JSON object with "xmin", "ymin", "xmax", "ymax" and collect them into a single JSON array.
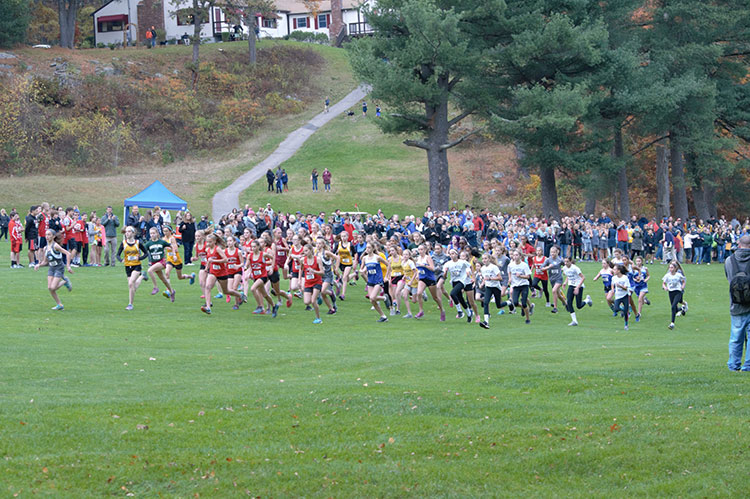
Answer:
[
  {"xmin": 122, "ymin": 240, "xmax": 141, "ymax": 267},
  {"xmin": 165, "ymin": 237, "xmax": 182, "ymax": 265},
  {"xmin": 337, "ymin": 242, "xmax": 353, "ymax": 266},
  {"xmin": 390, "ymin": 255, "xmax": 403, "ymax": 277}
]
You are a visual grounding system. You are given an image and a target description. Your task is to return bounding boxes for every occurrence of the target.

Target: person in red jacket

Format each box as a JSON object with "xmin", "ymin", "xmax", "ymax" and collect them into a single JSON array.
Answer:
[{"xmin": 9, "ymin": 212, "xmax": 23, "ymax": 268}]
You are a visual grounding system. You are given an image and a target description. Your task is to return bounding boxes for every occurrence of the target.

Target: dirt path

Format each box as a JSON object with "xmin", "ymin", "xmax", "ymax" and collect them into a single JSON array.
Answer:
[{"xmin": 211, "ymin": 85, "xmax": 370, "ymax": 219}]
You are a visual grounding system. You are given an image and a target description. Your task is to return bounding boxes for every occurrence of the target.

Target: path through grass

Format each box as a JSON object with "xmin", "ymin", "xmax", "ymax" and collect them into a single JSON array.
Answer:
[{"xmin": 0, "ymin": 259, "xmax": 745, "ymax": 496}]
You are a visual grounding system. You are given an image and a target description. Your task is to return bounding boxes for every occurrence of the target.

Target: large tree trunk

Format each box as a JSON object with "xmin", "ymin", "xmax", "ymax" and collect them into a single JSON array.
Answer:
[
  {"xmin": 191, "ymin": 0, "xmax": 202, "ymax": 90},
  {"xmin": 58, "ymin": 0, "xmax": 79, "ymax": 49},
  {"xmin": 693, "ymin": 177, "xmax": 710, "ymax": 222},
  {"xmin": 247, "ymin": 15, "xmax": 257, "ymax": 64},
  {"xmin": 669, "ymin": 131, "xmax": 689, "ymax": 221},
  {"xmin": 655, "ymin": 143, "xmax": 670, "ymax": 220},
  {"xmin": 539, "ymin": 165, "xmax": 561, "ymax": 221},
  {"xmin": 514, "ymin": 140, "xmax": 530, "ymax": 178},
  {"xmin": 425, "ymin": 92, "xmax": 451, "ymax": 211},
  {"xmin": 706, "ymin": 183, "xmax": 717, "ymax": 218},
  {"xmin": 584, "ymin": 192, "xmax": 596, "ymax": 217},
  {"xmin": 614, "ymin": 125, "xmax": 630, "ymax": 220}
]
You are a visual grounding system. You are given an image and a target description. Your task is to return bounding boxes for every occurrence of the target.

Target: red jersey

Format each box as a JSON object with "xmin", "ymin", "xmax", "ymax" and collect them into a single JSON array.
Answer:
[
  {"xmin": 290, "ymin": 245, "xmax": 304, "ymax": 272},
  {"xmin": 38, "ymin": 213, "xmax": 48, "ymax": 236},
  {"xmin": 275, "ymin": 239, "xmax": 288, "ymax": 268},
  {"xmin": 196, "ymin": 242, "xmax": 208, "ymax": 266},
  {"xmin": 73, "ymin": 219, "xmax": 85, "ymax": 243},
  {"xmin": 207, "ymin": 247, "xmax": 226, "ymax": 276},
  {"xmin": 62, "ymin": 216, "xmax": 74, "ymax": 243},
  {"xmin": 303, "ymin": 256, "xmax": 322, "ymax": 287},
  {"xmin": 9, "ymin": 220, "xmax": 21, "ymax": 243},
  {"xmin": 249, "ymin": 251, "xmax": 267, "ymax": 279},
  {"xmin": 343, "ymin": 223, "xmax": 355, "ymax": 241},
  {"xmin": 225, "ymin": 247, "xmax": 242, "ymax": 275},
  {"xmin": 533, "ymin": 255, "xmax": 548, "ymax": 279},
  {"xmin": 265, "ymin": 248, "xmax": 275, "ymax": 274}
]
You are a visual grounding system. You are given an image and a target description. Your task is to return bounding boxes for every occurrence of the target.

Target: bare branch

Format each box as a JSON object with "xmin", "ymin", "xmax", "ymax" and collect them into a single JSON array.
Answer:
[
  {"xmin": 448, "ymin": 109, "xmax": 473, "ymax": 127},
  {"xmin": 440, "ymin": 128, "xmax": 482, "ymax": 151},
  {"xmin": 404, "ymin": 139, "xmax": 430, "ymax": 150},
  {"xmin": 630, "ymin": 134, "xmax": 669, "ymax": 156}
]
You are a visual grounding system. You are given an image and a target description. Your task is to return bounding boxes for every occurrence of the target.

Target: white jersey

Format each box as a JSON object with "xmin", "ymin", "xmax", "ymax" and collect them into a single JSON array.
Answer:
[
  {"xmin": 563, "ymin": 264, "xmax": 584, "ymax": 288},
  {"xmin": 612, "ymin": 274, "xmax": 631, "ymax": 299},
  {"xmin": 662, "ymin": 271, "xmax": 685, "ymax": 292},
  {"xmin": 480, "ymin": 264, "xmax": 502, "ymax": 288},
  {"xmin": 507, "ymin": 261, "xmax": 531, "ymax": 287},
  {"xmin": 444, "ymin": 259, "xmax": 472, "ymax": 285}
]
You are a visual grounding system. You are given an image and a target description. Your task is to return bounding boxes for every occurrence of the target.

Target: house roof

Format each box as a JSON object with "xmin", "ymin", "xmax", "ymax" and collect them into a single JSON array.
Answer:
[
  {"xmin": 91, "ymin": 0, "xmax": 118, "ymax": 16},
  {"xmin": 273, "ymin": 0, "xmax": 363, "ymax": 14}
]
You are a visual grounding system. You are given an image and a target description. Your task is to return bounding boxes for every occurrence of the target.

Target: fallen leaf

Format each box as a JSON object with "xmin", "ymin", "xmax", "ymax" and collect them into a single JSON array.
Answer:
[
  {"xmin": 42, "ymin": 467, "xmax": 48, "ymax": 473},
  {"xmin": 149, "ymin": 357, "xmax": 156, "ymax": 361},
  {"xmin": 136, "ymin": 424, "xmax": 149, "ymax": 431},
  {"xmin": 198, "ymin": 411, "xmax": 205, "ymax": 416},
  {"xmin": 388, "ymin": 437, "xmax": 395, "ymax": 444}
]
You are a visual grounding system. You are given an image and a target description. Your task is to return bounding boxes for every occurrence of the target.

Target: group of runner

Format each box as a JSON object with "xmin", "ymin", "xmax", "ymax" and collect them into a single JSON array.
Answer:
[{"xmin": 23, "ymin": 212, "xmax": 688, "ymax": 331}]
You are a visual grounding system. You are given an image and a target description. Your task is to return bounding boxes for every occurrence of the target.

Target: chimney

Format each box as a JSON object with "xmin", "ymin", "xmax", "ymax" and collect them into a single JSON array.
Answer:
[
  {"xmin": 136, "ymin": 0, "xmax": 165, "ymax": 44},
  {"xmin": 330, "ymin": 0, "xmax": 344, "ymax": 39}
]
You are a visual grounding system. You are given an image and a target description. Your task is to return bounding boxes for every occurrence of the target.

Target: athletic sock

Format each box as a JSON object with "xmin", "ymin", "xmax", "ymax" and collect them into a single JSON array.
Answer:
[
  {"xmin": 484, "ymin": 314, "xmax": 489, "ymax": 322},
  {"xmin": 455, "ymin": 304, "xmax": 462, "ymax": 313},
  {"xmin": 570, "ymin": 312, "xmax": 577, "ymax": 323},
  {"xmin": 466, "ymin": 308, "xmax": 472, "ymax": 317}
]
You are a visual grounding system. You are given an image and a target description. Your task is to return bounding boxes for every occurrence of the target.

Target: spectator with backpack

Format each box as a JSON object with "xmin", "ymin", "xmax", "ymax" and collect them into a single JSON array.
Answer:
[{"xmin": 726, "ymin": 234, "xmax": 750, "ymax": 371}]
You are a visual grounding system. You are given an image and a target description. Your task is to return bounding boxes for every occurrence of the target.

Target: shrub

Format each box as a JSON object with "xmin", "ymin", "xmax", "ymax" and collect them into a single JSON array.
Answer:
[
  {"xmin": 315, "ymin": 32, "xmax": 330, "ymax": 44},
  {"xmin": 30, "ymin": 77, "xmax": 73, "ymax": 107}
]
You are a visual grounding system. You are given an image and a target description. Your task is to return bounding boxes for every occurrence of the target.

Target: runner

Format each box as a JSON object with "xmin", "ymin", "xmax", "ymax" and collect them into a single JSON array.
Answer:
[
  {"xmin": 507, "ymin": 249, "xmax": 534, "ymax": 324},
  {"xmin": 201, "ymin": 233, "xmax": 242, "ymax": 314},
  {"xmin": 359, "ymin": 242, "xmax": 391, "ymax": 322},
  {"xmin": 431, "ymin": 244, "xmax": 452, "ymax": 307},
  {"xmin": 116, "ymin": 226, "xmax": 149, "ymax": 310},
  {"xmin": 592, "ymin": 259, "xmax": 614, "ymax": 311},
  {"xmin": 286, "ymin": 234, "xmax": 305, "ymax": 300},
  {"xmin": 163, "ymin": 226, "xmax": 195, "ymax": 286},
  {"xmin": 631, "ymin": 256, "xmax": 651, "ymax": 322},
  {"xmin": 297, "ymin": 243, "xmax": 324, "ymax": 323},
  {"xmin": 561, "ymin": 257, "xmax": 593, "ymax": 326},
  {"xmin": 270, "ymin": 229, "xmax": 294, "ymax": 309},
  {"xmin": 195, "ymin": 230, "xmax": 209, "ymax": 298},
  {"xmin": 662, "ymin": 261, "xmax": 687, "ymax": 330},
  {"xmin": 443, "ymin": 248, "xmax": 476, "ymax": 322},
  {"xmin": 246, "ymin": 238, "xmax": 277, "ymax": 316},
  {"xmin": 400, "ymin": 248, "xmax": 418, "ymax": 318},
  {"xmin": 9, "ymin": 212, "xmax": 23, "ymax": 268},
  {"xmin": 530, "ymin": 247, "xmax": 550, "ymax": 307},
  {"xmin": 143, "ymin": 227, "xmax": 175, "ymax": 302},
  {"xmin": 34, "ymin": 229, "xmax": 73, "ymax": 310},
  {"xmin": 387, "ymin": 242, "xmax": 404, "ymax": 315},
  {"xmin": 414, "ymin": 244, "xmax": 445, "ymax": 321},
  {"xmin": 316, "ymin": 237, "xmax": 339, "ymax": 315},
  {"xmin": 224, "ymin": 235, "xmax": 245, "ymax": 310},
  {"xmin": 611, "ymin": 263, "xmax": 631, "ymax": 330},
  {"xmin": 540, "ymin": 246, "xmax": 566, "ymax": 313}
]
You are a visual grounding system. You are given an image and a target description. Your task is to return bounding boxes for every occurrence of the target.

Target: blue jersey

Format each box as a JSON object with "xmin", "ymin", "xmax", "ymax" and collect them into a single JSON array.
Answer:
[
  {"xmin": 417, "ymin": 262, "xmax": 436, "ymax": 282},
  {"xmin": 601, "ymin": 272, "xmax": 612, "ymax": 290},
  {"xmin": 365, "ymin": 261, "xmax": 384, "ymax": 286}
]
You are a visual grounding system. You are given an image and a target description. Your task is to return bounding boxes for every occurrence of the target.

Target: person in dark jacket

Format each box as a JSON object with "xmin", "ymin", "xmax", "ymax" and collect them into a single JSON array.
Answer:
[
  {"xmin": 0, "ymin": 208, "xmax": 10, "ymax": 240},
  {"xmin": 726, "ymin": 235, "xmax": 750, "ymax": 371},
  {"xmin": 266, "ymin": 169, "xmax": 275, "ymax": 192},
  {"xmin": 179, "ymin": 212, "xmax": 197, "ymax": 264}
]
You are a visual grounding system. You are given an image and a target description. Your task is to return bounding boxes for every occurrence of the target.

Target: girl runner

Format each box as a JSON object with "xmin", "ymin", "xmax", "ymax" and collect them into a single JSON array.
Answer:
[
  {"xmin": 269, "ymin": 230, "xmax": 294, "ymax": 309},
  {"xmin": 662, "ymin": 261, "xmax": 687, "ymax": 330},
  {"xmin": 506, "ymin": 250, "xmax": 534, "ymax": 324},
  {"xmin": 116, "ymin": 226, "xmax": 148, "ymax": 310},
  {"xmin": 592, "ymin": 259, "xmax": 615, "ymax": 311},
  {"xmin": 336, "ymin": 231, "xmax": 355, "ymax": 300},
  {"xmin": 299, "ymin": 243, "xmax": 324, "ymax": 323},
  {"xmin": 34, "ymin": 229, "xmax": 73, "ymax": 310},
  {"xmin": 224, "ymin": 235, "xmax": 245, "ymax": 310},
  {"xmin": 414, "ymin": 244, "xmax": 445, "ymax": 321},
  {"xmin": 540, "ymin": 246, "xmax": 566, "ymax": 313},
  {"xmin": 144, "ymin": 227, "xmax": 175, "ymax": 302},
  {"xmin": 201, "ymin": 233, "xmax": 242, "ymax": 314},
  {"xmin": 316, "ymin": 237, "xmax": 339, "ymax": 315},
  {"xmin": 400, "ymin": 249, "xmax": 418, "ymax": 318},
  {"xmin": 273, "ymin": 228, "xmax": 290, "ymax": 280},
  {"xmin": 195, "ymin": 230, "xmax": 208, "ymax": 298},
  {"xmin": 247, "ymin": 239, "xmax": 277, "ymax": 316},
  {"xmin": 611, "ymin": 264, "xmax": 631, "ymax": 330},
  {"xmin": 388, "ymin": 242, "xmax": 404, "ymax": 315},
  {"xmin": 631, "ymin": 256, "xmax": 651, "ymax": 322},
  {"xmin": 530, "ymin": 247, "xmax": 550, "ymax": 307},
  {"xmin": 359, "ymin": 243, "xmax": 391, "ymax": 322},
  {"xmin": 431, "ymin": 244, "xmax": 452, "ymax": 307},
  {"xmin": 443, "ymin": 248, "xmax": 475, "ymax": 322},
  {"xmin": 163, "ymin": 226, "xmax": 196, "ymax": 286},
  {"xmin": 478, "ymin": 252, "xmax": 514, "ymax": 329},
  {"xmin": 561, "ymin": 257, "xmax": 593, "ymax": 326},
  {"xmin": 286, "ymin": 235, "xmax": 305, "ymax": 300}
]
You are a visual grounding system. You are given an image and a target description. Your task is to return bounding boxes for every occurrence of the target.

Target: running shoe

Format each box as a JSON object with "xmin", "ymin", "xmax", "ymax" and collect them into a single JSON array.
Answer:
[
  {"xmin": 551, "ymin": 307, "xmax": 558, "ymax": 314},
  {"xmin": 497, "ymin": 310, "xmax": 505, "ymax": 315},
  {"xmin": 286, "ymin": 296, "xmax": 292, "ymax": 308},
  {"xmin": 126, "ymin": 304, "xmax": 133, "ymax": 311},
  {"xmin": 240, "ymin": 293, "xmax": 247, "ymax": 304},
  {"xmin": 63, "ymin": 276, "xmax": 72, "ymax": 291},
  {"xmin": 568, "ymin": 321, "xmax": 578, "ymax": 326},
  {"xmin": 214, "ymin": 292, "xmax": 224, "ymax": 299},
  {"xmin": 52, "ymin": 304, "xmax": 64, "ymax": 311},
  {"xmin": 317, "ymin": 296, "xmax": 323, "ymax": 305},
  {"xmin": 525, "ymin": 319, "xmax": 531, "ymax": 324},
  {"xmin": 682, "ymin": 301, "xmax": 688, "ymax": 315},
  {"xmin": 635, "ymin": 314, "xmax": 640, "ymax": 323},
  {"xmin": 644, "ymin": 297, "xmax": 651, "ymax": 306},
  {"xmin": 479, "ymin": 321, "xmax": 490, "ymax": 330},
  {"xmin": 189, "ymin": 273, "xmax": 196, "ymax": 285},
  {"xmin": 151, "ymin": 287, "xmax": 159, "ymax": 295},
  {"xmin": 529, "ymin": 303, "xmax": 535, "ymax": 316},
  {"xmin": 226, "ymin": 295, "xmax": 231, "ymax": 303},
  {"xmin": 377, "ymin": 316, "xmax": 388, "ymax": 323},
  {"xmin": 396, "ymin": 310, "xmax": 401, "ymax": 315},
  {"xmin": 338, "ymin": 295, "xmax": 345, "ymax": 301},
  {"xmin": 668, "ymin": 322, "xmax": 675, "ymax": 330},
  {"xmin": 415, "ymin": 311, "xmax": 424, "ymax": 319},
  {"xmin": 545, "ymin": 302, "xmax": 552, "ymax": 307},
  {"xmin": 232, "ymin": 304, "xmax": 239, "ymax": 310},
  {"xmin": 163, "ymin": 290, "xmax": 170, "ymax": 299},
  {"xmin": 466, "ymin": 312, "xmax": 472, "ymax": 323},
  {"xmin": 201, "ymin": 306, "xmax": 211, "ymax": 315},
  {"xmin": 403, "ymin": 313, "xmax": 413, "ymax": 319},
  {"xmin": 327, "ymin": 307, "xmax": 337, "ymax": 315},
  {"xmin": 475, "ymin": 316, "xmax": 481, "ymax": 323},
  {"xmin": 294, "ymin": 291, "xmax": 303, "ymax": 299},
  {"xmin": 624, "ymin": 325, "xmax": 629, "ymax": 331},
  {"xmin": 252, "ymin": 307, "xmax": 264, "ymax": 314},
  {"xmin": 200, "ymin": 294, "xmax": 205, "ymax": 299},
  {"xmin": 448, "ymin": 300, "xmax": 453, "ymax": 308},
  {"xmin": 585, "ymin": 295, "xmax": 592, "ymax": 307},
  {"xmin": 142, "ymin": 274, "xmax": 148, "ymax": 281},
  {"xmin": 313, "ymin": 318, "xmax": 322, "ymax": 324},
  {"xmin": 508, "ymin": 301, "xmax": 516, "ymax": 313},
  {"xmin": 457, "ymin": 311, "xmax": 464, "ymax": 319},
  {"xmin": 170, "ymin": 290, "xmax": 175, "ymax": 303},
  {"xmin": 440, "ymin": 311, "xmax": 446, "ymax": 322},
  {"xmin": 272, "ymin": 303, "xmax": 279, "ymax": 318},
  {"xmin": 613, "ymin": 310, "xmax": 619, "ymax": 317},
  {"xmin": 390, "ymin": 308, "xmax": 396, "ymax": 316},
  {"xmin": 305, "ymin": 305, "xmax": 312, "ymax": 311},
  {"xmin": 385, "ymin": 294, "xmax": 393, "ymax": 309}
]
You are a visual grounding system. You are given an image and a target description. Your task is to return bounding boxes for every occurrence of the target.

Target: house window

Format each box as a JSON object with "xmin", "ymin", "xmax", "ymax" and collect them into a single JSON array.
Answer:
[
  {"xmin": 176, "ymin": 8, "xmax": 208, "ymax": 26},
  {"xmin": 295, "ymin": 16, "xmax": 307, "ymax": 28},
  {"xmin": 262, "ymin": 18, "xmax": 277, "ymax": 29},
  {"xmin": 98, "ymin": 20, "xmax": 125, "ymax": 32},
  {"xmin": 317, "ymin": 14, "xmax": 327, "ymax": 28}
]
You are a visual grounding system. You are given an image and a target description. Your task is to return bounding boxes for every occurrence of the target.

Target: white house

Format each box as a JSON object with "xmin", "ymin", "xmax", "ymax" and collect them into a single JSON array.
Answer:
[{"xmin": 92, "ymin": 0, "xmax": 372, "ymax": 47}]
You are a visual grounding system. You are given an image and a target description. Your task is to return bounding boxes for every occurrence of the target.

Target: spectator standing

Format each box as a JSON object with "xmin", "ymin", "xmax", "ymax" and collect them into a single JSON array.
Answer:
[
  {"xmin": 726, "ymin": 235, "xmax": 750, "ymax": 371},
  {"xmin": 275, "ymin": 170, "xmax": 283, "ymax": 194},
  {"xmin": 25, "ymin": 205, "xmax": 40, "ymax": 266},
  {"xmin": 281, "ymin": 169, "xmax": 289, "ymax": 192},
  {"xmin": 101, "ymin": 206, "xmax": 120, "ymax": 267},
  {"xmin": 179, "ymin": 212, "xmax": 197, "ymax": 264},
  {"xmin": 325, "ymin": 96, "xmax": 330, "ymax": 113},
  {"xmin": 126, "ymin": 206, "xmax": 140, "ymax": 237},
  {"xmin": 0, "ymin": 208, "xmax": 9, "ymax": 240},
  {"xmin": 266, "ymin": 169, "xmax": 275, "ymax": 191},
  {"xmin": 311, "ymin": 169, "xmax": 319, "ymax": 191},
  {"xmin": 197, "ymin": 215, "xmax": 209, "ymax": 231},
  {"xmin": 322, "ymin": 168, "xmax": 332, "ymax": 192}
]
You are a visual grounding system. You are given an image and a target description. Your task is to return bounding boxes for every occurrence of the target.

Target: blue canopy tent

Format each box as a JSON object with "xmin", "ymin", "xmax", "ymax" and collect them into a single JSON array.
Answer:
[{"xmin": 123, "ymin": 180, "xmax": 188, "ymax": 224}]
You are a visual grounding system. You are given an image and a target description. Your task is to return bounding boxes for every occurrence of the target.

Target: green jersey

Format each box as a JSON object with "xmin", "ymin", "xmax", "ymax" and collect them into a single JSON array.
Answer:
[{"xmin": 144, "ymin": 239, "xmax": 169, "ymax": 263}]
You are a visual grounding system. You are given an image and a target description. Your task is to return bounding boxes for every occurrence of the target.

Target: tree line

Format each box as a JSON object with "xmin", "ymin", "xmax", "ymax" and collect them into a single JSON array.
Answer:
[{"xmin": 349, "ymin": 0, "xmax": 750, "ymax": 219}]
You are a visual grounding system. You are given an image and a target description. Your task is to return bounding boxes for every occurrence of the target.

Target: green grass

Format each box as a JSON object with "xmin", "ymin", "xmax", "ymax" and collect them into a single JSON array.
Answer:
[
  {"xmin": 242, "ymin": 114, "xmax": 435, "ymax": 215},
  {"xmin": 0, "ymin": 256, "xmax": 745, "ymax": 496}
]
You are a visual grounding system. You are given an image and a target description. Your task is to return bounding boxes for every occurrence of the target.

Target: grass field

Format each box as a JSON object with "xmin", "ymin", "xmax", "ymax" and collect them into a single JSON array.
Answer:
[{"xmin": 1, "ymin": 255, "xmax": 746, "ymax": 496}]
